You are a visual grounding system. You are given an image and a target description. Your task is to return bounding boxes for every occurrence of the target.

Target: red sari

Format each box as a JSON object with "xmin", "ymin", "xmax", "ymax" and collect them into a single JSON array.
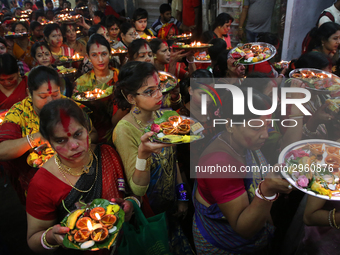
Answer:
[{"xmin": 0, "ymin": 76, "xmax": 28, "ymax": 110}]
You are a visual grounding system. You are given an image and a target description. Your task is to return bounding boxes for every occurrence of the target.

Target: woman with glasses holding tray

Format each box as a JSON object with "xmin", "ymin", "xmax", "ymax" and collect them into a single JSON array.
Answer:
[{"xmin": 113, "ymin": 61, "xmax": 194, "ymax": 255}]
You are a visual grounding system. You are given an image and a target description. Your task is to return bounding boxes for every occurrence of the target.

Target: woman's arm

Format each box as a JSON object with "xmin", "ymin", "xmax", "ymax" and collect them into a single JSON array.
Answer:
[
  {"xmin": 0, "ymin": 132, "xmax": 45, "ymax": 160},
  {"xmin": 303, "ymin": 195, "xmax": 335, "ymax": 226},
  {"xmin": 27, "ymin": 213, "xmax": 69, "ymax": 253},
  {"xmin": 218, "ymin": 177, "xmax": 292, "ymax": 239}
]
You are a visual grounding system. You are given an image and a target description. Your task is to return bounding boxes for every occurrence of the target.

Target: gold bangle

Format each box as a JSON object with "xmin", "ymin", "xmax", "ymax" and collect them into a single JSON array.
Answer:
[
  {"xmin": 333, "ymin": 208, "xmax": 339, "ymax": 229},
  {"xmin": 43, "ymin": 226, "xmax": 60, "ymax": 249}
]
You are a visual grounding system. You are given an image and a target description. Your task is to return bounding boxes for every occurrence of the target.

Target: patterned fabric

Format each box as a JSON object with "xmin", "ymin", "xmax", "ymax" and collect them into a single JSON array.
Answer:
[
  {"xmin": 193, "ymin": 149, "xmax": 275, "ymax": 254},
  {"xmin": 12, "ymin": 39, "xmax": 35, "ymax": 68},
  {"xmin": 157, "ymin": 23, "xmax": 178, "ymax": 40},
  {"xmin": 139, "ymin": 29, "xmax": 155, "ymax": 39},
  {"xmin": 75, "ymin": 67, "xmax": 119, "ymax": 93},
  {"xmin": 151, "ymin": 16, "xmax": 182, "ymax": 35}
]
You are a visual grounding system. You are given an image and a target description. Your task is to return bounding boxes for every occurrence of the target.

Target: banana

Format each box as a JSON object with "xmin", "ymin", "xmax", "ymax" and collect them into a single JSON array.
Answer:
[
  {"xmin": 66, "ymin": 209, "xmax": 85, "ymax": 229},
  {"xmin": 106, "ymin": 204, "xmax": 120, "ymax": 214}
]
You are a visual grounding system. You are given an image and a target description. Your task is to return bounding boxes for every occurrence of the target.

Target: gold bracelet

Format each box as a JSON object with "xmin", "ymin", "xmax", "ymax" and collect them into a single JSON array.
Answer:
[
  {"xmin": 43, "ymin": 226, "xmax": 60, "ymax": 249},
  {"xmin": 124, "ymin": 196, "xmax": 141, "ymax": 208},
  {"xmin": 333, "ymin": 208, "xmax": 339, "ymax": 229},
  {"xmin": 171, "ymin": 94, "xmax": 182, "ymax": 104}
]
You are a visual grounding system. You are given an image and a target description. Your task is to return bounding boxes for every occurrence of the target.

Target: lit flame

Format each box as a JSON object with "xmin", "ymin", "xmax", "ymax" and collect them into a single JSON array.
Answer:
[
  {"xmin": 95, "ymin": 213, "xmax": 101, "ymax": 220},
  {"xmin": 197, "ymin": 42, "xmax": 201, "ymax": 46},
  {"xmin": 87, "ymin": 220, "xmax": 93, "ymax": 231}
]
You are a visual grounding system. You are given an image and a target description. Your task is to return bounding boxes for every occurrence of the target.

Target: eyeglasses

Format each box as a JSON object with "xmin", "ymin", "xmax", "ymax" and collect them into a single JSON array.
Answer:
[
  {"xmin": 127, "ymin": 32, "xmax": 138, "ymax": 37},
  {"xmin": 136, "ymin": 84, "xmax": 163, "ymax": 98}
]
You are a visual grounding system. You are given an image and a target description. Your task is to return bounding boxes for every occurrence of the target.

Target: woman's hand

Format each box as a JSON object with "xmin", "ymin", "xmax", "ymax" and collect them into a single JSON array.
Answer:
[
  {"xmin": 32, "ymin": 132, "xmax": 50, "ymax": 147},
  {"xmin": 310, "ymin": 103, "xmax": 333, "ymax": 125},
  {"xmin": 170, "ymin": 49, "xmax": 190, "ymax": 63},
  {"xmin": 138, "ymin": 132, "xmax": 174, "ymax": 159},
  {"xmin": 48, "ymin": 224, "xmax": 70, "ymax": 247},
  {"xmin": 173, "ymin": 201, "xmax": 188, "ymax": 219},
  {"xmin": 260, "ymin": 170, "xmax": 294, "ymax": 196},
  {"xmin": 110, "ymin": 198, "xmax": 134, "ymax": 221}
]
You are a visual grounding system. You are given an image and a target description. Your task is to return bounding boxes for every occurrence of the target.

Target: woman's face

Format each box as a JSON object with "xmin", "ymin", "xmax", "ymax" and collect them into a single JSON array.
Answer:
[
  {"xmin": 227, "ymin": 57, "xmax": 246, "ymax": 78},
  {"xmin": 0, "ymin": 73, "xmax": 19, "ymax": 90},
  {"xmin": 135, "ymin": 18, "xmax": 147, "ymax": 32},
  {"xmin": 46, "ymin": 29, "xmax": 63, "ymax": 48},
  {"xmin": 65, "ymin": 25, "xmax": 77, "ymax": 42},
  {"xmin": 189, "ymin": 84, "xmax": 213, "ymax": 106},
  {"xmin": 218, "ymin": 20, "xmax": 231, "ymax": 35},
  {"xmin": 31, "ymin": 80, "xmax": 61, "ymax": 112},
  {"xmin": 37, "ymin": 16, "xmax": 44, "ymax": 23},
  {"xmin": 89, "ymin": 44, "xmax": 110, "ymax": 72},
  {"xmin": 0, "ymin": 43, "xmax": 7, "ymax": 54},
  {"xmin": 51, "ymin": 117, "xmax": 89, "ymax": 164},
  {"xmin": 323, "ymin": 30, "xmax": 340, "ymax": 52},
  {"xmin": 93, "ymin": 15, "xmax": 101, "ymax": 25},
  {"xmin": 35, "ymin": 45, "xmax": 52, "ymax": 66},
  {"xmin": 121, "ymin": 27, "xmax": 137, "ymax": 45},
  {"xmin": 97, "ymin": 26, "xmax": 110, "ymax": 42},
  {"xmin": 155, "ymin": 42, "xmax": 170, "ymax": 64},
  {"xmin": 109, "ymin": 24, "xmax": 119, "ymax": 39},
  {"xmin": 15, "ymin": 9, "xmax": 21, "ymax": 16},
  {"xmin": 14, "ymin": 24, "xmax": 27, "ymax": 33},
  {"xmin": 132, "ymin": 73, "xmax": 163, "ymax": 111},
  {"xmin": 230, "ymin": 115, "xmax": 270, "ymax": 151},
  {"xmin": 133, "ymin": 44, "xmax": 154, "ymax": 64},
  {"xmin": 166, "ymin": 27, "xmax": 176, "ymax": 40}
]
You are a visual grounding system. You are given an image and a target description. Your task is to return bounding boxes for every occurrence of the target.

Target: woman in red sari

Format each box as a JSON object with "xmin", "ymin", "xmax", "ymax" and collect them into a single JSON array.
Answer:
[
  {"xmin": 26, "ymin": 98, "xmax": 135, "ymax": 254},
  {"xmin": 0, "ymin": 53, "xmax": 27, "ymax": 110}
]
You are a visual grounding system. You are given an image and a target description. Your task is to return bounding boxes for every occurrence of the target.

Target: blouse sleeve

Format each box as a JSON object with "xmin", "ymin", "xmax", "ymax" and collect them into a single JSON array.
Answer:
[{"xmin": 112, "ymin": 121, "xmax": 149, "ymax": 196}]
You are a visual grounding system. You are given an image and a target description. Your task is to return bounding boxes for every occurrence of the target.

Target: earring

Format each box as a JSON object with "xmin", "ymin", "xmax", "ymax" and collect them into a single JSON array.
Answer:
[{"xmin": 133, "ymin": 106, "xmax": 141, "ymax": 114}]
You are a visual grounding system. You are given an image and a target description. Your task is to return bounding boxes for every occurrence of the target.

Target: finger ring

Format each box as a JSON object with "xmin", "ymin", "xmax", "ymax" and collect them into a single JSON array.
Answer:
[{"xmin": 288, "ymin": 184, "xmax": 292, "ymax": 189}]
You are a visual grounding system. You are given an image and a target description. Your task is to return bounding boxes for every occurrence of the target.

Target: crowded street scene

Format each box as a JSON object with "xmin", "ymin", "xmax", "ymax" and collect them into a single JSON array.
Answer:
[{"xmin": 0, "ymin": 0, "xmax": 340, "ymax": 254}]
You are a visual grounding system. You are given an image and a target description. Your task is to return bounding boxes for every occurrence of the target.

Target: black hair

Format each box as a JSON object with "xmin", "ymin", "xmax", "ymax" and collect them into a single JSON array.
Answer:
[
  {"xmin": 149, "ymin": 38, "xmax": 164, "ymax": 53},
  {"xmin": 88, "ymin": 24, "xmax": 102, "ymax": 37},
  {"xmin": 190, "ymin": 69, "xmax": 214, "ymax": 89},
  {"xmin": 288, "ymin": 51, "xmax": 330, "ymax": 75},
  {"xmin": 36, "ymin": 1, "xmax": 44, "ymax": 8},
  {"xmin": 45, "ymin": 0, "xmax": 52, "ymax": 4},
  {"xmin": 0, "ymin": 37, "xmax": 7, "ymax": 47},
  {"xmin": 105, "ymin": 14, "xmax": 120, "ymax": 29},
  {"xmin": 31, "ymin": 41, "xmax": 51, "ymax": 59},
  {"xmin": 24, "ymin": 0, "xmax": 33, "ymax": 6},
  {"xmin": 43, "ymin": 23, "xmax": 61, "ymax": 38},
  {"xmin": 213, "ymin": 49, "xmax": 229, "ymax": 78},
  {"xmin": 94, "ymin": 10, "xmax": 105, "ymax": 21},
  {"xmin": 308, "ymin": 22, "xmax": 340, "ymax": 52},
  {"xmin": 256, "ymin": 32, "xmax": 279, "ymax": 46},
  {"xmin": 132, "ymin": 8, "xmax": 152, "ymax": 36},
  {"xmin": 35, "ymin": 10, "xmax": 45, "ymax": 21},
  {"xmin": 133, "ymin": 8, "xmax": 148, "ymax": 21},
  {"xmin": 159, "ymin": 3, "xmax": 171, "ymax": 14},
  {"xmin": 201, "ymin": 31, "xmax": 214, "ymax": 43},
  {"xmin": 12, "ymin": 22, "xmax": 28, "ymax": 32},
  {"xmin": 119, "ymin": 22, "xmax": 133, "ymax": 39},
  {"xmin": 0, "ymin": 53, "xmax": 18, "ymax": 75},
  {"xmin": 114, "ymin": 61, "xmax": 158, "ymax": 110},
  {"xmin": 30, "ymin": 20, "xmax": 42, "ymax": 31},
  {"xmin": 39, "ymin": 98, "xmax": 90, "ymax": 141},
  {"xmin": 241, "ymin": 72, "xmax": 272, "ymax": 94},
  {"xmin": 128, "ymin": 38, "xmax": 150, "ymax": 60},
  {"xmin": 219, "ymin": 87, "xmax": 271, "ymax": 123},
  {"xmin": 27, "ymin": 65, "xmax": 61, "ymax": 95},
  {"xmin": 208, "ymin": 38, "xmax": 227, "ymax": 62},
  {"xmin": 45, "ymin": 9, "xmax": 54, "ymax": 18},
  {"xmin": 212, "ymin": 13, "xmax": 234, "ymax": 31},
  {"xmin": 86, "ymin": 33, "xmax": 110, "ymax": 55},
  {"xmin": 61, "ymin": 23, "xmax": 76, "ymax": 36}
]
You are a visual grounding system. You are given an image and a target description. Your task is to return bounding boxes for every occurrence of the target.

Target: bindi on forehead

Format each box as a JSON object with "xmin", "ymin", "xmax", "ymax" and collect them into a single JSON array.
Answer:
[
  {"xmin": 68, "ymin": 25, "xmax": 72, "ymax": 30},
  {"xmin": 161, "ymin": 40, "xmax": 168, "ymax": 47},
  {"xmin": 47, "ymin": 76, "xmax": 52, "ymax": 94},
  {"xmin": 40, "ymin": 46, "xmax": 45, "ymax": 54},
  {"xmin": 144, "ymin": 43, "xmax": 148, "ymax": 50},
  {"xmin": 96, "ymin": 41, "xmax": 100, "ymax": 48}
]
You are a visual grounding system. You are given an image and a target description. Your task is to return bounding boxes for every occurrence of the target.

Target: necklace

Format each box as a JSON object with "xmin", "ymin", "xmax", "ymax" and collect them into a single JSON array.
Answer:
[
  {"xmin": 96, "ymin": 70, "xmax": 113, "ymax": 85},
  {"xmin": 130, "ymin": 111, "xmax": 157, "ymax": 131},
  {"xmin": 55, "ymin": 150, "xmax": 98, "ymax": 193},
  {"xmin": 218, "ymin": 134, "xmax": 246, "ymax": 158},
  {"xmin": 55, "ymin": 150, "xmax": 93, "ymax": 176}
]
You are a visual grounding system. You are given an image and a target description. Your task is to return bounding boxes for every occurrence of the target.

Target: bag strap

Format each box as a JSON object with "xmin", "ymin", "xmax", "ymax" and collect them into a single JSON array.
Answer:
[{"xmin": 316, "ymin": 11, "xmax": 335, "ymax": 26}]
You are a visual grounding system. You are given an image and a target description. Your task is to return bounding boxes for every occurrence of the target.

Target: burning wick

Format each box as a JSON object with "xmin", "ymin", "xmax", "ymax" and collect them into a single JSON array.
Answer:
[
  {"xmin": 95, "ymin": 213, "xmax": 101, "ymax": 220},
  {"xmin": 87, "ymin": 220, "xmax": 93, "ymax": 231}
]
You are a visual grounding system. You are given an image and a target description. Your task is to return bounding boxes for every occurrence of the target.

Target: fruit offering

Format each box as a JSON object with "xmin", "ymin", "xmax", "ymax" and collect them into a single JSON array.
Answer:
[
  {"xmin": 61, "ymin": 199, "xmax": 124, "ymax": 250},
  {"xmin": 27, "ymin": 145, "xmax": 54, "ymax": 168},
  {"xmin": 73, "ymin": 87, "xmax": 113, "ymax": 101}
]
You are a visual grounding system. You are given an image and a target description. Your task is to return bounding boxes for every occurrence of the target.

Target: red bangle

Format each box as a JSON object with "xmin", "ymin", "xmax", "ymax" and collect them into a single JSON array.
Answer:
[{"xmin": 257, "ymin": 180, "xmax": 279, "ymax": 202}]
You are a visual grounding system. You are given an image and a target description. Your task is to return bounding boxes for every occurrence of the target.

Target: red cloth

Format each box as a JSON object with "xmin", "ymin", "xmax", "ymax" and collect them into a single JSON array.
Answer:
[
  {"xmin": 247, "ymin": 61, "xmax": 276, "ymax": 78},
  {"xmin": 0, "ymin": 76, "xmax": 28, "ymax": 110},
  {"xmin": 164, "ymin": 62, "xmax": 187, "ymax": 80},
  {"xmin": 197, "ymin": 152, "xmax": 246, "ymax": 205},
  {"xmin": 182, "ymin": 0, "xmax": 200, "ymax": 27},
  {"xmin": 104, "ymin": 4, "xmax": 120, "ymax": 19},
  {"xmin": 26, "ymin": 145, "xmax": 125, "ymax": 220}
]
